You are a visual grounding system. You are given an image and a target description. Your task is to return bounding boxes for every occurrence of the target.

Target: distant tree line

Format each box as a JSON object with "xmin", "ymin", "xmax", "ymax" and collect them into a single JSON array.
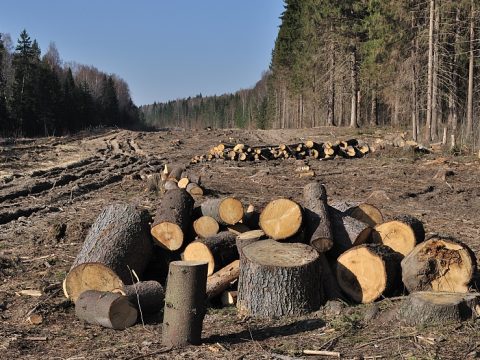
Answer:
[
  {"xmin": 0, "ymin": 30, "xmax": 141, "ymax": 137},
  {"xmin": 142, "ymin": 0, "xmax": 480, "ymax": 147}
]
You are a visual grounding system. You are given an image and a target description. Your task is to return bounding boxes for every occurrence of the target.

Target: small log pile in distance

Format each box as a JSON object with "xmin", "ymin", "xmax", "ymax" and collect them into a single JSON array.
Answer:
[
  {"xmin": 190, "ymin": 138, "xmax": 371, "ymax": 163},
  {"xmin": 64, "ymin": 165, "xmax": 479, "ymax": 339}
]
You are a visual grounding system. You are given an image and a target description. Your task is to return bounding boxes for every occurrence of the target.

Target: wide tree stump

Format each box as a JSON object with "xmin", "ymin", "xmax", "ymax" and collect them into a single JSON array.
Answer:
[
  {"xmin": 303, "ymin": 182, "xmax": 333, "ymax": 252},
  {"xmin": 193, "ymin": 216, "xmax": 219, "ymax": 238},
  {"xmin": 336, "ymin": 244, "xmax": 402, "ymax": 303},
  {"xmin": 183, "ymin": 231, "xmax": 238, "ymax": 275},
  {"xmin": 330, "ymin": 201, "xmax": 383, "ymax": 227},
  {"xmin": 200, "ymin": 197, "xmax": 244, "ymax": 225},
  {"xmin": 206, "ymin": 260, "xmax": 240, "ymax": 299},
  {"xmin": 75, "ymin": 290, "xmax": 138, "ymax": 330},
  {"xmin": 401, "ymin": 236, "xmax": 476, "ymax": 293},
  {"xmin": 237, "ymin": 239, "xmax": 322, "ymax": 317},
  {"xmin": 65, "ymin": 203, "xmax": 152, "ymax": 302},
  {"xmin": 162, "ymin": 261, "xmax": 208, "ymax": 347},
  {"xmin": 114, "ymin": 280, "xmax": 164, "ymax": 314},
  {"xmin": 259, "ymin": 198, "xmax": 303, "ymax": 240},
  {"xmin": 399, "ymin": 291, "xmax": 480, "ymax": 326},
  {"xmin": 151, "ymin": 189, "xmax": 194, "ymax": 251}
]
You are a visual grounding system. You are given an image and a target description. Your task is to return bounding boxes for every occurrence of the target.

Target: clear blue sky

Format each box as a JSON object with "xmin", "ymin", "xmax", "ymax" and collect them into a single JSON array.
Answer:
[{"xmin": 0, "ymin": 1, "xmax": 284, "ymax": 106}]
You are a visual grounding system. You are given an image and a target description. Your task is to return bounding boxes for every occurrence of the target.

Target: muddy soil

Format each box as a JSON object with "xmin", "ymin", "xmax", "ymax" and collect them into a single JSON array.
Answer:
[{"xmin": 1, "ymin": 127, "xmax": 480, "ymax": 359}]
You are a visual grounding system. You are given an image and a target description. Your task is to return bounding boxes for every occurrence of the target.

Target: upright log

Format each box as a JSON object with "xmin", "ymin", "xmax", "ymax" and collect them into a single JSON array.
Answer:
[
  {"xmin": 259, "ymin": 198, "xmax": 303, "ymax": 240},
  {"xmin": 162, "ymin": 261, "xmax": 208, "ymax": 347},
  {"xmin": 201, "ymin": 197, "xmax": 244, "ymax": 225},
  {"xmin": 303, "ymin": 182, "xmax": 333, "ymax": 252},
  {"xmin": 151, "ymin": 189, "xmax": 194, "ymax": 251},
  {"xmin": 114, "ymin": 280, "xmax": 165, "ymax": 314},
  {"xmin": 237, "ymin": 240, "xmax": 322, "ymax": 317},
  {"xmin": 65, "ymin": 203, "xmax": 152, "ymax": 302}
]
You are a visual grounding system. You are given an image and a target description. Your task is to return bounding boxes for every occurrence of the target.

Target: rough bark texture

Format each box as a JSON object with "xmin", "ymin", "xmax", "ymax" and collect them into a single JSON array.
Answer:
[
  {"xmin": 200, "ymin": 197, "xmax": 244, "ymax": 225},
  {"xmin": 206, "ymin": 260, "xmax": 240, "ymax": 299},
  {"xmin": 401, "ymin": 236, "xmax": 476, "ymax": 293},
  {"xmin": 399, "ymin": 291, "xmax": 480, "ymax": 326},
  {"xmin": 303, "ymin": 182, "xmax": 333, "ymax": 252},
  {"xmin": 183, "ymin": 231, "xmax": 238, "ymax": 276},
  {"xmin": 65, "ymin": 203, "xmax": 152, "ymax": 302},
  {"xmin": 75, "ymin": 290, "xmax": 138, "ymax": 330},
  {"xmin": 237, "ymin": 239, "xmax": 322, "ymax": 317},
  {"xmin": 151, "ymin": 189, "xmax": 194, "ymax": 251},
  {"xmin": 117, "ymin": 281, "xmax": 165, "ymax": 314},
  {"xmin": 162, "ymin": 261, "xmax": 208, "ymax": 347},
  {"xmin": 336, "ymin": 244, "xmax": 402, "ymax": 303}
]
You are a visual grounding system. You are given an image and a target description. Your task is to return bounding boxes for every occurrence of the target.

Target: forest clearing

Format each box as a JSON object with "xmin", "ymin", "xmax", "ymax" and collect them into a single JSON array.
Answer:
[{"xmin": 1, "ymin": 126, "xmax": 480, "ymax": 359}]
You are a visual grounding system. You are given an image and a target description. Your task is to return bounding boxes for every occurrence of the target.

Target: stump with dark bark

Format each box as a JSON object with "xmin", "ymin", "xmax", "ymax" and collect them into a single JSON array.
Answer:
[
  {"xmin": 151, "ymin": 189, "xmax": 194, "ymax": 251},
  {"xmin": 336, "ymin": 244, "xmax": 402, "ymax": 303},
  {"xmin": 75, "ymin": 290, "xmax": 138, "ymax": 329},
  {"xmin": 200, "ymin": 197, "xmax": 244, "ymax": 225},
  {"xmin": 183, "ymin": 231, "xmax": 238, "ymax": 275},
  {"xmin": 303, "ymin": 182, "xmax": 333, "ymax": 252},
  {"xmin": 399, "ymin": 291, "xmax": 480, "ymax": 326},
  {"xmin": 372, "ymin": 215, "xmax": 425, "ymax": 256},
  {"xmin": 237, "ymin": 239, "xmax": 322, "ymax": 317},
  {"xmin": 65, "ymin": 203, "xmax": 152, "ymax": 302},
  {"xmin": 162, "ymin": 261, "xmax": 208, "ymax": 347},
  {"xmin": 259, "ymin": 198, "xmax": 303, "ymax": 240},
  {"xmin": 206, "ymin": 260, "xmax": 240, "ymax": 299},
  {"xmin": 114, "ymin": 281, "xmax": 165, "ymax": 314},
  {"xmin": 401, "ymin": 236, "xmax": 476, "ymax": 293}
]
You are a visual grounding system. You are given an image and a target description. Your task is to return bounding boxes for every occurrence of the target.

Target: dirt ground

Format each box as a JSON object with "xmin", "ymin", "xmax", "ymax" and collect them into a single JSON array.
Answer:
[{"xmin": 1, "ymin": 127, "xmax": 480, "ymax": 360}]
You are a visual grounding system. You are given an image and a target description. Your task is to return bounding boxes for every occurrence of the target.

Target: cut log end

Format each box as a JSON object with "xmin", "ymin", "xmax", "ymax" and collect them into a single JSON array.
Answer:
[
  {"xmin": 218, "ymin": 198, "xmax": 244, "ymax": 225},
  {"xmin": 349, "ymin": 204, "xmax": 383, "ymax": 226},
  {"xmin": 259, "ymin": 198, "xmax": 303, "ymax": 240},
  {"xmin": 193, "ymin": 216, "xmax": 219, "ymax": 238},
  {"xmin": 150, "ymin": 222, "xmax": 184, "ymax": 251},
  {"xmin": 373, "ymin": 221, "xmax": 416, "ymax": 256},
  {"xmin": 183, "ymin": 242, "xmax": 215, "ymax": 275}
]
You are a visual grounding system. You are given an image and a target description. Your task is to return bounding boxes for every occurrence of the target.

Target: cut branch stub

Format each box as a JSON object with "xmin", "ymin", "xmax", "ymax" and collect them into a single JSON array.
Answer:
[
  {"xmin": 259, "ymin": 198, "xmax": 303, "ymax": 240},
  {"xmin": 200, "ymin": 197, "xmax": 244, "ymax": 225},
  {"xmin": 401, "ymin": 236, "xmax": 476, "ymax": 293}
]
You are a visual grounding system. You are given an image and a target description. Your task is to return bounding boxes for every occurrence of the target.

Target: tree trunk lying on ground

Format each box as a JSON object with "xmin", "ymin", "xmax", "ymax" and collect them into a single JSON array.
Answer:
[
  {"xmin": 259, "ymin": 198, "xmax": 303, "ymax": 240},
  {"xmin": 113, "ymin": 280, "xmax": 165, "ymax": 314},
  {"xmin": 162, "ymin": 261, "xmax": 208, "ymax": 347},
  {"xmin": 151, "ymin": 189, "xmax": 194, "ymax": 251},
  {"xmin": 303, "ymin": 182, "xmax": 333, "ymax": 252},
  {"xmin": 206, "ymin": 260, "xmax": 240, "ymax": 299},
  {"xmin": 75, "ymin": 290, "xmax": 138, "ymax": 330},
  {"xmin": 330, "ymin": 201, "xmax": 383, "ymax": 227},
  {"xmin": 336, "ymin": 244, "xmax": 402, "ymax": 303},
  {"xmin": 237, "ymin": 239, "xmax": 322, "ymax": 317},
  {"xmin": 183, "ymin": 231, "xmax": 238, "ymax": 276},
  {"xmin": 372, "ymin": 215, "xmax": 425, "ymax": 256},
  {"xmin": 201, "ymin": 197, "xmax": 244, "ymax": 225},
  {"xmin": 399, "ymin": 291, "xmax": 480, "ymax": 326},
  {"xmin": 401, "ymin": 236, "xmax": 476, "ymax": 293},
  {"xmin": 65, "ymin": 203, "xmax": 152, "ymax": 302}
]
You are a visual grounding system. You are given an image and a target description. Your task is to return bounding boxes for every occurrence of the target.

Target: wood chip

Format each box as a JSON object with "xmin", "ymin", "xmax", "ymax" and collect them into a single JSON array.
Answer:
[
  {"xmin": 18, "ymin": 289, "xmax": 42, "ymax": 297},
  {"xmin": 27, "ymin": 314, "xmax": 43, "ymax": 325},
  {"xmin": 24, "ymin": 336, "xmax": 47, "ymax": 341},
  {"xmin": 303, "ymin": 350, "xmax": 340, "ymax": 357}
]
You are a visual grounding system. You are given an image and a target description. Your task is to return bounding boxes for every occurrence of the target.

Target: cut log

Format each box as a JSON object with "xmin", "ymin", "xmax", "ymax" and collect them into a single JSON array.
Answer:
[
  {"xmin": 336, "ymin": 244, "xmax": 402, "ymax": 303},
  {"xmin": 183, "ymin": 231, "xmax": 238, "ymax": 275},
  {"xmin": 401, "ymin": 236, "xmax": 476, "ymax": 293},
  {"xmin": 200, "ymin": 197, "xmax": 244, "ymax": 225},
  {"xmin": 193, "ymin": 216, "xmax": 219, "ymax": 238},
  {"xmin": 162, "ymin": 261, "xmax": 208, "ymax": 347},
  {"xmin": 163, "ymin": 180, "xmax": 178, "ymax": 191},
  {"xmin": 65, "ymin": 203, "xmax": 152, "ymax": 302},
  {"xmin": 399, "ymin": 291, "xmax": 480, "ymax": 326},
  {"xmin": 330, "ymin": 201, "xmax": 383, "ymax": 227},
  {"xmin": 75, "ymin": 290, "xmax": 138, "ymax": 329},
  {"xmin": 372, "ymin": 215, "xmax": 425, "ymax": 256},
  {"xmin": 113, "ymin": 281, "xmax": 164, "ymax": 314},
  {"xmin": 186, "ymin": 182, "xmax": 203, "ymax": 196},
  {"xmin": 237, "ymin": 239, "xmax": 322, "ymax": 317},
  {"xmin": 151, "ymin": 189, "xmax": 194, "ymax": 251},
  {"xmin": 167, "ymin": 166, "xmax": 185, "ymax": 181},
  {"xmin": 221, "ymin": 291, "xmax": 238, "ymax": 306},
  {"xmin": 259, "ymin": 198, "xmax": 303, "ymax": 240},
  {"xmin": 177, "ymin": 177, "xmax": 189, "ymax": 189},
  {"xmin": 303, "ymin": 182, "xmax": 333, "ymax": 252},
  {"xmin": 206, "ymin": 260, "xmax": 240, "ymax": 299},
  {"xmin": 236, "ymin": 229, "xmax": 266, "ymax": 257}
]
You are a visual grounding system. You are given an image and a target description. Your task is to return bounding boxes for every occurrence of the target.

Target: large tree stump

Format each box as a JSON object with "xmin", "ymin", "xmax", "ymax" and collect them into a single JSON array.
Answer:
[
  {"xmin": 303, "ymin": 182, "xmax": 333, "ymax": 252},
  {"xmin": 75, "ymin": 290, "xmax": 138, "ymax": 330},
  {"xmin": 65, "ymin": 203, "xmax": 152, "ymax": 302},
  {"xmin": 399, "ymin": 291, "xmax": 480, "ymax": 326},
  {"xmin": 114, "ymin": 280, "xmax": 165, "ymax": 314},
  {"xmin": 206, "ymin": 260, "xmax": 240, "ymax": 299},
  {"xmin": 183, "ymin": 231, "xmax": 238, "ymax": 275},
  {"xmin": 200, "ymin": 197, "xmax": 244, "ymax": 225},
  {"xmin": 162, "ymin": 261, "xmax": 208, "ymax": 347},
  {"xmin": 401, "ymin": 236, "xmax": 476, "ymax": 293},
  {"xmin": 151, "ymin": 189, "xmax": 194, "ymax": 251},
  {"xmin": 336, "ymin": 244, "xmax": 402, "ymax": 303},
  {"xmin": 372, "ymin": 215, "xmax": 425, "ymax": 256},
  {"xmin": 237, "ymin": 239, "xmax": 322, "ymax": 317},
  {"xmin": 259, "ymin": 198, "xmax": 303, "ymax": 240}
]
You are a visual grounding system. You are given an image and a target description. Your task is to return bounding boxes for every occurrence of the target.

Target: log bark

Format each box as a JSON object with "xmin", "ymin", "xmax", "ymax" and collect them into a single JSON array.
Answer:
[
  {"xmin": 167, "ymin": 165, "xmax": 185, "ymax": 181},
  {"xmin": 162, "ymin": 261, "xmax": 208, "ymax": 347},
  {"xmin": 237, "ymin": 239, "xmax": 322, "ymax": 317},
  {"xmin": 193, "ymin": 216, "xmax": 219, "ymax": 238},
  {"xmin": 336, "ymin": 244, "xmax": 402, "ymax": 303},
  {"xmin": 259, "ymin": 198, "xmax": 303, "ymax": 240},
  {"xmin": 114, "ymin": 281, "xmax": 165, "ymax": 314},
  {"xmin": 75, "ymin": 290, "xmax": 138, "ymax": 330},
  {"xmin": 186, "ymin": 182, "xmax": 203, "ymax": 196},
  {"xmin": 319, "ymin": 254, "xmax": 345, "ymax": 302},
  {"xmin": 399, "ymin": 291, "xmax": 480, "ymax": 326},
  {"xmin": 183, "ymin": 231, "xmax": 238, "ymax": 276},
  {"xmin": 206, "ymin": 260, "xmax": 240, "ymax": 299},
  {"xmin": 372, "ymin": 215, "xmax": 425, "ymax": 256},
  {"xmin": 303, "ymin": 182, "xmax": 333, "ymax": 252},
  {"xmin": 65, "ymin": 203, "xmax": 152, "ymax": 302},
  {"xmin": 401, "ymin": 236, "xmax": 476, "ymax": 293},
  {"xmin": 151, "ymin": 189, "xmax": 194, "ymax": 251},
  {"xmin": 200, "ymin": 197, "xmax": 244, "ymax": 225}
]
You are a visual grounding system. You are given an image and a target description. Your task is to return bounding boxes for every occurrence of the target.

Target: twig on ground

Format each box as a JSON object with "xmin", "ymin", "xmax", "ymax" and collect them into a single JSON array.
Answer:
[
  {"xmin": 25, "ymin": 289, "xmax": 61, "ymax": 317},
  {"xmin": 130, "ymin": 346, "xmax": 173, "ymax": 360},
  {"xmin": 355, "ymin": 332, "xmax": 417, "ymax": 349}
]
